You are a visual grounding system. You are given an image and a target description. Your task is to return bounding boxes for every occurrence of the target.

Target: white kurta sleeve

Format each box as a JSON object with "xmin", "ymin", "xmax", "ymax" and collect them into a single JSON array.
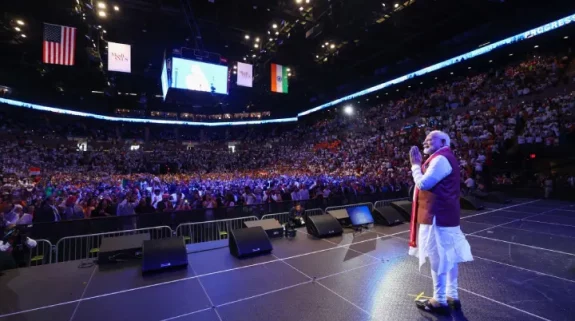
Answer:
[{"xmin": 411, "ymin": 156, "xmax": 452, "ymax": 191}]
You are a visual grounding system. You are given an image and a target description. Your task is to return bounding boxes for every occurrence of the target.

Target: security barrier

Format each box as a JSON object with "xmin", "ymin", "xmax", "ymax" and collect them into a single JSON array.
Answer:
[
  {"xmin": 261, "ymin": 212, "xmax": 291, "ymax": 225},
  {"xmin": 175, "ymin": 216, "xmax": 259, "ymax": 244},
  {"xmin": 55, "ymin": 226, "xmax": 173, "ymax": 263},
  {"xmin": 24, "ymin": 200, "xmax": 407, "ymax": 267},
  {"xmin": 29, "ymin": 239, "xmax": 53, "ymax": 266},
  {"xmin": 305, "ymin": 208, "xmax": 324, "ymax": 217},
  {"xmin": 373, "ymin": 197, "xmax": 410, "ymax": 209}
]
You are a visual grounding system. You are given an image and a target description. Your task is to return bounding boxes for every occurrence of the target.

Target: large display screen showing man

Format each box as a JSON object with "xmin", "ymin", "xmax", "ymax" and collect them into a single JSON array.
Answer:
[{"xmin": 172, "ymin": 58, "xmax": 228, "ymax": 95}]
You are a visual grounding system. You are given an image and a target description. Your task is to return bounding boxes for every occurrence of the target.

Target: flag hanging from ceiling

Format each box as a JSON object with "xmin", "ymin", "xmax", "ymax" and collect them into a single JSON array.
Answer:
[
  {"xmin": 237, "ymin": 62, "xmax": 253, "ymax": 87},
  {"xmin": 270, "ymin": 63, "xmax": 288, "ymax": 93},
  {"xmin": 108, "ymin": 42, "xmax": 131, "ymax": 73},
  {"xmin": 43, "ymin": 23, "xmax": 76, "ymax": 66}
]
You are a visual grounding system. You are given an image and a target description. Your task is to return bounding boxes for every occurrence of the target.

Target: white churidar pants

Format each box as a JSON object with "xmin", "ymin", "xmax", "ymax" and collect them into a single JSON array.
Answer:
[{"xmin": 409, "ymin": 216, "xmax": 473, "ymax": 305}]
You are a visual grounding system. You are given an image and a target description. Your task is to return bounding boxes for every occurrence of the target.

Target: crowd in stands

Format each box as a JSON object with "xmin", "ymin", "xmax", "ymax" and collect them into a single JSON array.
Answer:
[{"xmin": 1, "ymin": 52, "xmax": 575, "ymax": 225}]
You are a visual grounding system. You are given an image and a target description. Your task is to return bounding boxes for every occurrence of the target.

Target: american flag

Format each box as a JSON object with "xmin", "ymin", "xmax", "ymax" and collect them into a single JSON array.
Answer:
[{"xmin": 43, "ymin": 23, "xmax": 76, "ymax": 66}]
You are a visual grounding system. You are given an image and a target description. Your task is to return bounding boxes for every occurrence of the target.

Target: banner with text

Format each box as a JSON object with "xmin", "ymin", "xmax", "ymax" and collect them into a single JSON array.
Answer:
[
  {"xmin": 237, "ymin": 62, "xmax": 253, "ymax": 87},
  {"xmin": 108, "ymin": 42, "xmax": 131, "ymax": 73}
]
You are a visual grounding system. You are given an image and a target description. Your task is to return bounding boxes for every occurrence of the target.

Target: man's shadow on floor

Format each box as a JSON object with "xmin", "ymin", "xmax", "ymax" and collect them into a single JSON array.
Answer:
[{"xmin": 418, "ymin": 310, "xmax": 469, "ymax": 321}]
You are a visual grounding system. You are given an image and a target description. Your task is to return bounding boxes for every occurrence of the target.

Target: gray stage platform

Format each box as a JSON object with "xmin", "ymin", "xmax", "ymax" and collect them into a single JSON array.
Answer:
[{"xmin": 1, "ymin": 198, "xmax": 575, "ymax": 321}]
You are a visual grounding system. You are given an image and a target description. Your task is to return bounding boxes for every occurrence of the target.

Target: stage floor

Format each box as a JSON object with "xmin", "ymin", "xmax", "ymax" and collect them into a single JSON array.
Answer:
[{"xmin": 1, "ymin": 198, "xmax": 575, "ymax": 321}]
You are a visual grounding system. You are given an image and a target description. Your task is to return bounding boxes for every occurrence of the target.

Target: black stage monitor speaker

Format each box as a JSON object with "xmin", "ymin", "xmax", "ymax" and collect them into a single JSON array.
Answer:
[
  {"xmin": 390, "ymin": 200, "xmax": 413, "ymax": 221},
  {"xmin": 142, "ymin": 237, "xmax": 188, "ymax": 273},
  {"xmin": 244, "ymin": 219, "xmax": 284, "ymax": 238},
  {"xmin": 229, "ymin": 227, "xmax": 273, "ymax": 258},
  {"xmin": 372, "ymin": 207, "xmax": 405, "ymax": 226},
  {"xmin": 460, "ymin": 196, "xmax": 485, "ymax": 210},
  {"xmin": 306, "ymin": 214, "xmax": 343, "ymax": 238},
  {"xmin": 328, "ymin": 209, "xmax": 350, "ymax": 226},
  {"xmin": 98, "ymin": 233, "xmax": 150, "ymax": 265}
]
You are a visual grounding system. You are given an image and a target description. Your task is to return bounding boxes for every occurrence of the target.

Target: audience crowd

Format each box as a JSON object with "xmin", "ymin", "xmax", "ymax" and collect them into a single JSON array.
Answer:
[{"xmin": 0, "ymin": 52, "xmax": 574, "ymax": 225}]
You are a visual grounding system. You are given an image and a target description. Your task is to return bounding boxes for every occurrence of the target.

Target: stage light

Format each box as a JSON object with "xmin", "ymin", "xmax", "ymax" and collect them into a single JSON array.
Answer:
[
  {"xmin": 255, "ymin": 37, "xmax": 260, "ymax": 42},
  {"xmin": 14, "ymin": 27, "xmax": 21, "ymax": 32},
  {"xmin": 269, "ymin": 38, "xmax": 273, "ymax": 41},
  {"xmin": 275, "ymin": 31, "xmax": 279, "ymax": 35},
  {"xmin": 16, "ymin": 20, "xmax": 25, "ymax": 26},
  {"xmin": 233, "ymin": 71, "xmax": 237, "ymax": 74},
  {"xmin": 288, "ymin": 73, "xmax": 292, "ymax": 77},
  {"xmin": 450, "ymin": 72, "xmax": 454, "ymax": 75},
  {"xmin": 254, "ymin": 43, "xmax": 259, "ymax": 48},
  {"xmin": 299, "ymin": 7, "xmax": 304, "ymax": 11},
  {"xmin": 296, "ymin": 0, "xmax": 302, "ymax": 3},
  {"xmin": 564, "ymin": 36, "xmax": 569, "ymax": 39},
  {"xmin": 98, "ymin": 2, "xmax": 106, "ymax": 9},
  {"xmin": 243, "ymin": 57, "xmax": 246, "ymax": 61},
  {"xmin": 344, "ymin": 105, "xmax": 354, "ymax": 115},
  {"xmin": 382, "ymin": 3, "xmax": 386, "ymax": 6},
  {"xmin": 306, "ymin": 0, "xmax": 310, "ymax": 3},
  {"xmin": 468, "ymin": 66, "xmax": 471, "ymax": 69},
  {"xmin": 233, "ymin": 65, "xmax": 237, "ymax": 69},
  {"xmin": 316, "ymin": 55, "xmax": 319, "ymax": 58},
  {"xmin": 330, "ymin": 44, "xmax": 335, "ymax": 49},
  {"xmin": 245, "ymin": 35, "xmax": 250, "ymax": 39},
  {"xmin": 287, "ymin": 68, "xmax": 291, "ymax": 71},
  {"xmin": 321, "ymin": 45, "xmax": 325, "ymax": 48},
  {"xmin": 509, "ymin": 53, "xmax": 513, "ymax": 56},
  {"xmin": 325, "ymin": 42, "xmax": 328, "ymax": 45},
  {"xmin": 114, "ymin": 5, "xmax": 120, "ymax": 11},
  {"xmin": 21, "ymin": 34, "xmax": 26, "ymax": 38},
  {"xmin": 489, "ymin": 60, "xmax": 493, "ymax": 63},
  {"xmin": 98, "ymin": 11, "xmax": 107, "ymax": 17},
  {"xmin": 272, "ymin": 24, "xmax": 278, "ymax": 29},
  {"xmin": 394, "ymin": 3, "xmax": 399, "ymax": 8},
  {"xmin": 252, "ymin": 54, "xmax": 256, "ymax": 57}
]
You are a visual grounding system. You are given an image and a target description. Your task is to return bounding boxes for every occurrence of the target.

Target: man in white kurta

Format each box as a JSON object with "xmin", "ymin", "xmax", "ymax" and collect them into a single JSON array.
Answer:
[{"xmin": 408, "ymin": 130, "xmax": 473, "ymax": 314}]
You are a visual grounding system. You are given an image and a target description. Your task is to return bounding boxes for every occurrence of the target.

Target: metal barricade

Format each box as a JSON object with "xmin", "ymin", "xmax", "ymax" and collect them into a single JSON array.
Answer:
[
  {"xmin": 373, "ymin": 197, "xmax": 410, "ymax": 209},
  {"xmin": 261, "ymin": 212, "xmax": 291, "ymax": 225},
  {"xmin": 55, "ymin": 226, "xmax": 173, "ymax": 263},
  {"xmin": 176, "ymin": 216, "xmax": 259, "ymax": 244},
  {"xmin": 325, "ymin": 202, "xmax": 374, "ymax": 214},
  {"xmin": 305, "ymin": 208, "xmax": 324, "ymax": 217},
  {"xmin": 29, "ymin": 239, "xmax": 53, "ymax": 266}
]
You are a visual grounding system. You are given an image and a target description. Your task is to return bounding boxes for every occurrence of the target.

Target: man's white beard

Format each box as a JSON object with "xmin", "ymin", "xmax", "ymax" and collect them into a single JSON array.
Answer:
[{"xmin": 423, "ymin": 147, "xmax": 433, "ymax": 155}]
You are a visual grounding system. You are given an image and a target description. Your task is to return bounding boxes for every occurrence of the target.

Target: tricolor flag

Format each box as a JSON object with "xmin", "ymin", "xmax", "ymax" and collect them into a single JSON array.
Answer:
[
  {"xmin": 270, "ymin": 63, "xmax": 288, "ymax": 93},
  {"xmin": 29, "ymin": 167, "xmax": 41, "ymax": 176},
  {"xmin": 43, "ymin": 23, "xmax": 76, "ymax": 66}
]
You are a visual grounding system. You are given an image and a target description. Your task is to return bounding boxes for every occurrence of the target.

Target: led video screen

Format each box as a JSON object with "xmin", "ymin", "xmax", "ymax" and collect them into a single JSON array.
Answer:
[
  {"xmin": 347, "ymin": 206, "xmax": 374, "ymax": 226},
  {"xmin": 172, "ymin": 57, "xmax": 228, "ymax": 95}
]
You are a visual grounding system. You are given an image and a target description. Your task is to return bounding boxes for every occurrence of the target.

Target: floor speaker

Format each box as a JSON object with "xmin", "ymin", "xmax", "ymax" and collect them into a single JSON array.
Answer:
[
  {"xmin": 244, "ymin": 219, "xmax": 284, "ymax": 238},
  {"xmin": 142, "ymin": 237, "xmax": 188, "ymax": 273},
  {"xmin": 327, "ymin": 209, "xmax": 351, "ymax": 226},
  {"xmin": 460, "ymin": 196, "xmax": 485, "ymax": 210},
  {"xmin": 229, "ymin": 226, "xmax": 273, "ymax": 258},
  {"xmin": 390, "ymin": 200, "xmax": 413, "ymax": 221},
  {"xmin": 306, "ymin": 214, "xmax": 343, "ymax": 238},
  {"xmin": 372, "ymin": 207, "xmax": 405, "ymax": 226}
]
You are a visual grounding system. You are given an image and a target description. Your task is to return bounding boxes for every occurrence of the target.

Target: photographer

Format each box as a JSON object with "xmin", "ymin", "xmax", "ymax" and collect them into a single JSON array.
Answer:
[
  {"xmin": 287, "ymin": 203, "xmax": 306, "ymax": 228},
  {"xmin": 1, "ymin": 213, "xmax": 37, "ymax": 271}
]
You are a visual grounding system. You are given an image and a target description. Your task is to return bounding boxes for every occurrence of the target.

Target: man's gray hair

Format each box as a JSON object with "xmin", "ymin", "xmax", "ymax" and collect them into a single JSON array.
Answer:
[{"xmin": 429, "ymin": 130, "xmax": 451, "ymax": 148}]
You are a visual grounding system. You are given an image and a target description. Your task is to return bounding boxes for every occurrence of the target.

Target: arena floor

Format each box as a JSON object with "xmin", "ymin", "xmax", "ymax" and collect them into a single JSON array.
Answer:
[{"xmin": 1, "ymin": 198, "xmax": 574, "ymax": 321}]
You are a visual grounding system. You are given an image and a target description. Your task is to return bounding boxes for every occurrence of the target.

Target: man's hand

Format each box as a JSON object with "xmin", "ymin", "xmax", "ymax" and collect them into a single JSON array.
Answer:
[{"xmin": 409, "ymin": 146, "xmax": 422, "ymax": 166}]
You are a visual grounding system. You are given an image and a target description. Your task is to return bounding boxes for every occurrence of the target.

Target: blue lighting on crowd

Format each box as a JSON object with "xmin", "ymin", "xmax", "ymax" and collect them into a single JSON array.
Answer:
[{"xmin": 0, "ymin": 12, "xmax": 573, "ymax": 126}]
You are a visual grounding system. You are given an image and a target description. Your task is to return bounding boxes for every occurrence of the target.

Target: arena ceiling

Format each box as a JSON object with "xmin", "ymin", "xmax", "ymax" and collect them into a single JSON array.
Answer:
[{"xmin": 1, "ymin": 0, "xmax": 575, "ymax": 115}]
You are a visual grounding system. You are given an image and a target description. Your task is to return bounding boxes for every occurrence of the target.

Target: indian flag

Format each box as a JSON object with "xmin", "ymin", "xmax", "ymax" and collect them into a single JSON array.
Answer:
[{"xmin": 270, "ymin": 63, "xmax": 288, "ymax": 93}]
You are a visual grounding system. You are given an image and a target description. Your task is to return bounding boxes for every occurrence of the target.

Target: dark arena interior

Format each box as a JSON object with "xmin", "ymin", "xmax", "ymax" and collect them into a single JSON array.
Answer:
[{"xmin": 1, "ymin": 1, "xmax": 575, "ymax": 320}]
